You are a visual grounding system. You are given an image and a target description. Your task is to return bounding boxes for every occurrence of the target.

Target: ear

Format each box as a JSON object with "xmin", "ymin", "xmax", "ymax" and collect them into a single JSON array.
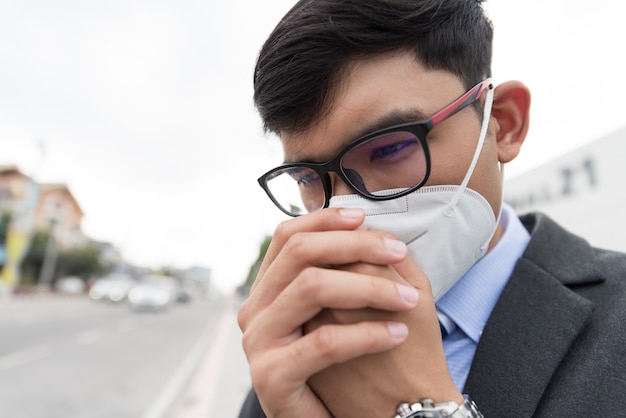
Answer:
[{"xmin": 491, "ymin": 81, "xmax": 531, "ymax": 163}]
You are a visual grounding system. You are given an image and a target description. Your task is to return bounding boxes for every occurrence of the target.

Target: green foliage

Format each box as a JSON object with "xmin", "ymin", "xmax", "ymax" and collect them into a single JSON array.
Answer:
[
  {"xmin": 21, "ymin": 230, "xmax": 108, "ymax": 285},
  {"xmin": 28, "ymin": 230, "xmax": 49, "ymax": 255},
  {"xmin": 57, "ymin": 245, "xmax": 106, "ymax": 278},
  {"xmin": 242, "ymin": 235, "xmax": 272, "ymax": 291},
  {"xmin": 0, "ymin": 212, "xmax": 11, "ymax": 266},
  {"xmin": 19, "ymin": 231, "xmax": 48, "ymax": 284},
  {"xmin": 0, "ymin": 212, "xmax": 11, "ymax": 241}
]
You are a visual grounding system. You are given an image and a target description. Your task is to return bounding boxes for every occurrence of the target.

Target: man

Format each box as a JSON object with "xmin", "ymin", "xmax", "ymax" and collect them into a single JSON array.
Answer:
[{"xmin": 238, "ymin": 1, "xmax": 626, "ymax": 417}]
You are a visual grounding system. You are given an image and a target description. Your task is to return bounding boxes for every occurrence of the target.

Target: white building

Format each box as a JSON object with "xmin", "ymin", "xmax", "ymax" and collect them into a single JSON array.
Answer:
[{"xmin": 504, "ymin": 125, "xmax": 626, "ymax": 253}]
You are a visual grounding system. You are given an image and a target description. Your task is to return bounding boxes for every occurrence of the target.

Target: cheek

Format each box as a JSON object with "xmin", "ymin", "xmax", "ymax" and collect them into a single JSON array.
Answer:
[
  {"xmin": 426, "ymin": 127, "xmax": 503, "ymax": 218},
  {"xmin": 424, "ymin": 112, "xmax": 483, "ymax": 186},
  {"xmin": 467, "ymin": 137, "xmax": 503, "ymax": 215},
  {"xmin": 425, "ymin": 138, "xmax": 475, "ymax": 187}
]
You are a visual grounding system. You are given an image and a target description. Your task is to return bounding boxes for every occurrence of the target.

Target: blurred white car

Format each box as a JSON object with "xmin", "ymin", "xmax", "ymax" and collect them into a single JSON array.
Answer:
[
  {"xmin": 55, "ymin": 277, "xmax": 86, "ymax": 295},
  {"xmin": 89, "ymin": 275, "xmax": 134, "ymax": 302},
  {"xmin": 128, "ymin": 275, "xmax": 181, "ymax": 311},
  {"xmin": 127, "ymin": 282, "xmax": 176, "ymax": 311}
]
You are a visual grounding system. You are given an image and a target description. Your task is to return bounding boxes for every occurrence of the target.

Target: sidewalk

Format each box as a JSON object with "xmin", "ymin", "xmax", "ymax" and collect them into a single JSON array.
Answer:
[{"xmin": 167, "ymin": 295, "xmax": 251, "ymax": 418}]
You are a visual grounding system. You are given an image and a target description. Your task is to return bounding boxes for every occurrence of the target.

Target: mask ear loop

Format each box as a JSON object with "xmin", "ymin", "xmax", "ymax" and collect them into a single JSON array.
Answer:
[
  {"xmin": 444, "ymin": 83, "xmax": 495, "ymax": 216},
  {"xmin": 496, "ymin": 161, "xmax": 504, "ymax": 224}
]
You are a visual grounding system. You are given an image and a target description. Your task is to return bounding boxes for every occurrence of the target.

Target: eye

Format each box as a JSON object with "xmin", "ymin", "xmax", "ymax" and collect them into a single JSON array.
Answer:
[
  {"xmin": 288, "ymin": 169, "xmax": 320, "ymax": 186},
  {"xmin": 297, "ymin": 173, "xmax": 318, "ymax": 186},
  {"xmin": 370, "ymin": 138, "xmax": 417, "ymax": 161}
]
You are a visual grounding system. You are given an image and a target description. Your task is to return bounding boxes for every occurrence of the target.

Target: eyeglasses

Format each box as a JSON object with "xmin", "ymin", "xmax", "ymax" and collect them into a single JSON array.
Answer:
[{"xmin": 258, "ymin": 78, "xmax": 493, "ymax": 217}]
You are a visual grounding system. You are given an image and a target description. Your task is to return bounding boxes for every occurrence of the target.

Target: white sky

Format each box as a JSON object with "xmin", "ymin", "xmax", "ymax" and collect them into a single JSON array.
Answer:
[{"xmin": 1, "ymin": 1, "xmax": 625, "ymax": 292}]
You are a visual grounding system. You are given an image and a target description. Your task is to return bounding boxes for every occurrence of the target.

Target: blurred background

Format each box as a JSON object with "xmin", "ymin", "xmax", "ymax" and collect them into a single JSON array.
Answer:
[{"xmin": 0, "ymin": 1, "xmax": 625, "ymax": 417}]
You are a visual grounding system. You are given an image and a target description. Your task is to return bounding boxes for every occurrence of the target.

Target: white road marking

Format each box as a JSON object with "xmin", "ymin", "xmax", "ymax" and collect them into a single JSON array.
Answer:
[
  {"xmin": 173, "ymin": 305, "xmax": 235, "ymax": 418},
  {"xmin": 141, "ymin": 298, "xmax": 235, "ymax": 418},
  {"xmin": 0, "ymin": 345, "xmax": 51, "ymax": 372}
]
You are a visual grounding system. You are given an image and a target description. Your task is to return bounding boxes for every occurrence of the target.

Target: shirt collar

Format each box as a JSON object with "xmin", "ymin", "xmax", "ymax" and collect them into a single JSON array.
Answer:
[{"xmin": 436, "ymin": 203, "xmax": 531, "ymax": 343}]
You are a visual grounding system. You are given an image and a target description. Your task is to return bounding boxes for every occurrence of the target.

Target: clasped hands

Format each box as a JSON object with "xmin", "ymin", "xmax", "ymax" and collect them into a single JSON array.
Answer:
[{"xmin": 238, "ymin": 208, "xmax": 462, "ymax": 418}]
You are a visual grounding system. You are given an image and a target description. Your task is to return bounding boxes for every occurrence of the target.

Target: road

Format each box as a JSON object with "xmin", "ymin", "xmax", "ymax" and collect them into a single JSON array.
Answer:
[{"xmin": 0, "ymin": 293, "xmax": 251, "ymax": 418}]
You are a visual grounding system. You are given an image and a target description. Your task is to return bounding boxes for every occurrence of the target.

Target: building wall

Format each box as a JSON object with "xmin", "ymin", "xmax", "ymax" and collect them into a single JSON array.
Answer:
[
  {"xmin": 0, "ymin": 170, "xmax": 84, "ymax": 247},
  {"xmin": 32, "ymin": 186, "xmax": 85, "ymax": 248},
  {"xmin": 504, "ymin": 125, "xmax": 626, "ymax": 253}
]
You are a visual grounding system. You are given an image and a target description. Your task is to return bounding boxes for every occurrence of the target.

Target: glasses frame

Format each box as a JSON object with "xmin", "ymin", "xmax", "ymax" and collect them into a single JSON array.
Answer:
[{"xmin": 258, "ymin": 78, "xmax": 493, "ymax": 217}]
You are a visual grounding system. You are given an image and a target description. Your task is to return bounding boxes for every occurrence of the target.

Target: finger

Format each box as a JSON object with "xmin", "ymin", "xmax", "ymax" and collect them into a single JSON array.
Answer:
[
  {"xmin": 251, "ymin": 207, "xmax": 366, "ymax": 293},
  {"xmin": 247, "ymin": 231, "xmax": 408, "ymax": 317},
  {"xmin": 249, "ymin": 357, "xmax": 333, "ymax": 418},
  {"xmin": 266, "ymin": 321, "xmax": 409, "ymax": 387},
  {"xmin": 392, "ymin": 255, "xmax": 432, "ymax": 295},
  {"xmin": 338, "ymin": 261, "xmax": 406, "ymax": 284},
  {"xmin": 242, "ymin": 267, "xmax": 418, "ymax": 343}
]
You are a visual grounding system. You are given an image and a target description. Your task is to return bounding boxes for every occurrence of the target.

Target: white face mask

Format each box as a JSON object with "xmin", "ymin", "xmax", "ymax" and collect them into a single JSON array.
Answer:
[{"xmin": 328, "ymin": 86, "xmax": 498, "ymax": 301}]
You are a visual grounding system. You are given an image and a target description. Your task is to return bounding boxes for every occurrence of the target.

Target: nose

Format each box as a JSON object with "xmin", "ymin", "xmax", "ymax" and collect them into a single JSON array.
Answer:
[{"xmin": 329, "ymin": 172, "xmax": 357, "ymax": 198}]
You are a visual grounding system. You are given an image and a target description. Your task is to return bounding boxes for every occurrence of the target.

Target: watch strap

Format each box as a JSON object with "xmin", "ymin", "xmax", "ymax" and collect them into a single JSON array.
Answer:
[{"xmin": 393, "ymin": 397, "xmax": 483, "ymax": 418}]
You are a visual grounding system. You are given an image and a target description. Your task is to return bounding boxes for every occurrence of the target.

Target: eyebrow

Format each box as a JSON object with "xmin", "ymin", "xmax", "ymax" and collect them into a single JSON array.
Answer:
[
  {"xmin": 349, "ymin": 108, "xmax": 429, "ymax": 142},
  {"xmin": 283, "ymin": 107, "xmax": 429, "ymax": 164}
]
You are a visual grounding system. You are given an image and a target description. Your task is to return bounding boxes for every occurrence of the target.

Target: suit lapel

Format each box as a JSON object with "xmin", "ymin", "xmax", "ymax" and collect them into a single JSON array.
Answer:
[{"xmin": 464, "ymin": 214, "xmax": 601, "ymax": 417}]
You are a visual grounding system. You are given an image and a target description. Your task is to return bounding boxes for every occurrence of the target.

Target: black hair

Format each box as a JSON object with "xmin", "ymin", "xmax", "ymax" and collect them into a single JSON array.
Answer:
[{"xmin": 254, "ymin": 0, "xmax": 493, "ymax": 134}]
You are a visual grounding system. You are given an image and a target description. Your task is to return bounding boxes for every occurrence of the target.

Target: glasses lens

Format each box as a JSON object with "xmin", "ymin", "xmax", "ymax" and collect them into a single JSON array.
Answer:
[
  {"xmin": 264, "ymin": 167, "xmax": 325, "ymax": 216},
  {"xmin": 341, "ymin": 130, "xmax": 427, "ymax": 197}
]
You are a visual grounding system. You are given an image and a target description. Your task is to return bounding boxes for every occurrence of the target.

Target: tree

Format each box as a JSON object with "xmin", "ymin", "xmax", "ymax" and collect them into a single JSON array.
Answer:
[
  {"xmin": 57, "ymin": 245, "xmax": 106, "ymax": 278},
  {"xmin": 240, "ymin": 235, "xmax": 272, "ymax": 295},
  {"xmin": 19, "ymin": 230, "xmax": 48, "ymax": 286},
  {"xmin": 21, "ymin": 230, "xmax": 107, "ymax": 287},
  {"xmin": 0, "ymin": 212, "xmax": 11, "ymax": 268}
]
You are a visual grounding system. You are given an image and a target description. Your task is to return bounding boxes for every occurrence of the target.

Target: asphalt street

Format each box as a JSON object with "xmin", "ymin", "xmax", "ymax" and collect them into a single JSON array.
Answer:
[{"xmin": 0, "ymin": 293, "xmax": 251, "ymax": 418}]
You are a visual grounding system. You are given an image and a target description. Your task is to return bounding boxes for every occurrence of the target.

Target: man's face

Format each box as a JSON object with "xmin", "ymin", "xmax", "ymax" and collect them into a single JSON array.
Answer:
[{"xmin": 280, "ymin": 51, "xmax": 503, "ymax": 218}]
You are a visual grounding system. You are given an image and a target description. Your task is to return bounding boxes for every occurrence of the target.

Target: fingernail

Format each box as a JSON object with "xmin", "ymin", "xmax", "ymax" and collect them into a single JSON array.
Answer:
[
  {"xmin": 339, "ymin": 208, "xmax": 364, "ymax": 219},
  {"xmin": 387, "ymin": 322, "xmax": 409, "ymax": 343},
  {"xmin": 396, "ymin": 283, "xmax": 419, "ymax": 306},
  {"xmin": 384, "ymin": 237, "xmax": 407, "ymax": 256}
]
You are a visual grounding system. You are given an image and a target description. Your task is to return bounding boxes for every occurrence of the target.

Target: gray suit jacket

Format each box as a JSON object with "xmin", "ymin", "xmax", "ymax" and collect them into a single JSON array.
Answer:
[{"xmin": 238, "ymin": 213, "xmax": 626, "ymax": 417}]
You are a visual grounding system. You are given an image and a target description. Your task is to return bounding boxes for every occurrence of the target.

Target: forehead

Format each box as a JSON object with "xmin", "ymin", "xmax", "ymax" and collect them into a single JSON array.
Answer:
[{"xmin": 280, "ymin": 51, "xmax": 465, "ymax": 163}]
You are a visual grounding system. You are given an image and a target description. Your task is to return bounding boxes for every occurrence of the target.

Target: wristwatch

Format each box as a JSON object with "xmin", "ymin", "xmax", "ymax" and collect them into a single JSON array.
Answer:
[{"xmin": 392, "ymin": 397, "xmax": 483, "ymax": 418}]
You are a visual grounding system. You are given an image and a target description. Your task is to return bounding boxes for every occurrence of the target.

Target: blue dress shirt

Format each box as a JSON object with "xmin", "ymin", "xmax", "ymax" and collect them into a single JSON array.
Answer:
[{"xmin": 436, "ymin": 203, "xmax": 531, "ymax": 391}]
